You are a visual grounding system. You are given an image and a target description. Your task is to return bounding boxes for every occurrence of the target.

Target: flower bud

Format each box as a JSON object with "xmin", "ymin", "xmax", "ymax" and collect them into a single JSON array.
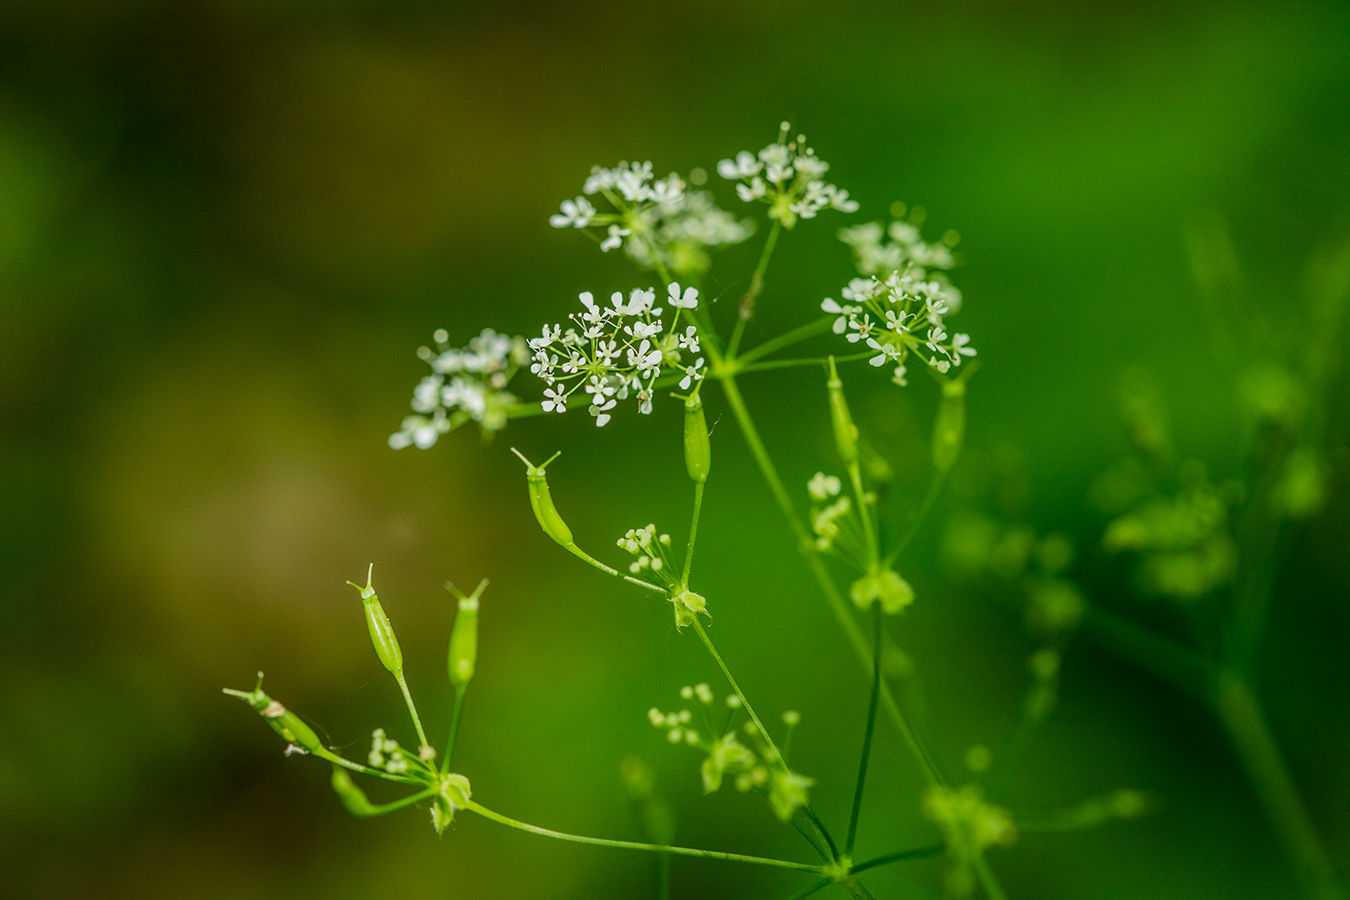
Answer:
[
  {"xmin": 511, "ymin": 448, "xmax": 574, "ymax": 547},
  {"xmin": 331, "ymin": 766, "xmax": 380, "ymax": 817},
  {"xmin": 683, "ymin": 389, "xmax": 711, "ymax": 484},
  {"xmin": 446, "ymin": 580, "xmax": 486, "ymax": 690},
  {"xmin": 223, "ymin": 673, "xmax": 325, "ymax": 755},
  {"xmin": 827, "ymin": 356, "xmax": 859, "ymax": 466},
  {"xmin": 932, "ymin": 378, "xmax": 966, "ymax": 474},
  {"xmin": 348, "ymin": 565, "xmax": 404, "ymax": 675}
]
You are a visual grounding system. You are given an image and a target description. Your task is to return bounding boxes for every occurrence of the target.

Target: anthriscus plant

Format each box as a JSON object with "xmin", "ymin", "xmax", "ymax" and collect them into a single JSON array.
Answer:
[{"xmin": 226, "ymin": 122, "xmax": 1157, "ymax": 900}]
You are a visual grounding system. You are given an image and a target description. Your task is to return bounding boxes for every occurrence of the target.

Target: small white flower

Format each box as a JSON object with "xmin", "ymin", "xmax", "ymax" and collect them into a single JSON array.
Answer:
[
  {"xmin": 600, "ymin": 224, "xmax": 630, "ymax": 252},
  {"xmin": 668, "ymin": 282, "xmax": 699, "ymax": 309},
  {"xmin": 679, "ymin": 358, "xmax": 705, "ymax": 390},
  {"xmin": 718, "ymin": 150, "xmax": 761, "ymax": 180},
  {"xmin": 736, "ymin": 178, "xmax": 767, "ymax": 202},
  {"xmin": 549, "ymin": 196, "xmax": 595, "ymax": 229},
  {"xmin": 542, "ymin": 386, "xmax": 568, "ymax": 413},
  {"xmin": 952, "ymin": 333, "xmax": 977, "ymax": 362},
  {"xmin": 821, "ymin": 297, "xmax": 861, "ymax": 334},
  {"xmin": 677, "ymin": 326, "xmax": 700, "ymax": 353},
  {"xmin": 808, "ymin": 472, "xmax": 842, "ymax": 501}
]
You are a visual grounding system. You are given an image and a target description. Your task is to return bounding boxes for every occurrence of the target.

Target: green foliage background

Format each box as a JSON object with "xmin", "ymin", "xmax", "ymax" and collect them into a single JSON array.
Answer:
[{"xmin": 1, "ymin": 1, "xmax": 1347, "ymax": 897}]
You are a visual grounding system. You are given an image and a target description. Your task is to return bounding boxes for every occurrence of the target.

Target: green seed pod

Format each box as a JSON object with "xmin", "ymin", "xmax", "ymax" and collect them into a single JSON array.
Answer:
[
  {"xmin": 683, "ymin": 389, "xmax": 711, "ymax": 483},
  {"xmin": 511, "ymin": 448, "xmax": 574, "ymax": 547},
  {"xmin": 827, "ymin": 357, "xmax": 859, "ymax": 466},
  {"xmin": 446, "ymin": 580, "xmax": 486, "ymax": 690},
  {"xmin": 223, "ymin": 673, "xmax": 325, "ymax": 754},
  {"xmin": 348, "ymin": 565, "xmax": 404, "ymax": 675},
  {"xmin": 331, "ymin": 766, "xmax": 379, "ymax": 817},
  {"xmin": 932, "ymin": 378, "xmax": 966, "ymax": 474}
]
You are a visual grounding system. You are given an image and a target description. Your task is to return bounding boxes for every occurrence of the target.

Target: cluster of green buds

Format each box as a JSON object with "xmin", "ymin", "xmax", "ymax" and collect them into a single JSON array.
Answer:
[
  {"xmin": 1101, "ymin": 468, "xmax": 1237, "ymax": 602},
  {"xmin": 616, "ymin": 524, "xmax": 708, "ymax": 628},
  {"xmin": 923, "ymin": 784, "xmax": 1018, "ymax": 897},
  {"xmin": 226, "ymin": 566, "xmax": 488, "ymax": 836},
  {"xmin": 647, "ymin": 686, "xmax": 814, "ymax": 822}
]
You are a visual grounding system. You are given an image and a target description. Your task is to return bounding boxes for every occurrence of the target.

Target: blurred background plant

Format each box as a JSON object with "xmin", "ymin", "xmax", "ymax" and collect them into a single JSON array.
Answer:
[{"xmin": 1, "ymin": 1, "xmax": 1348, "ymax": 898}]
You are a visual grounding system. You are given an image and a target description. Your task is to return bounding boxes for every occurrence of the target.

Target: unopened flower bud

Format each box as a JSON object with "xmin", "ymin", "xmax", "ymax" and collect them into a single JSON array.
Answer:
[
  {"xmin": 330, "ymin": 766, "xmax": 379, "ymax": 817},
  {"xmin": 223, "ymin": 673, "xmax": 325, "ymax": 755},
  {"xmin": 683, "ymin": 389, "xmax": 711, "ymax": 484},
  {"xmin": 932, "ymin": 377, "xmax": 966, "ymax": 474},
  {"xmin": 827, "ymin": 356, "xmax": 859, "ymax": 465},
  {"xmin": 348, "ymin": 565, "xmax": 404, "ymax": 676},
  {"xmin": 511, "ymin": 448, "xmax": 575, "ymax": 546},
  {"xmin": 446, "ymin": 579, "xmax": 486, "ymax": 690}
]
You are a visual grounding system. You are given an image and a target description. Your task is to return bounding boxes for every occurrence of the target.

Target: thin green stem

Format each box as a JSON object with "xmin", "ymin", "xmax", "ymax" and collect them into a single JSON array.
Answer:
[
  {"xmin": 692, "ymin": 619, "xmax": 787, "ymax": 768},
  {"xmin": 682, "ymin": 480, "xmax": 706, "ymax": 587},
  {"xmin": 887, "ymin": 471, "xmax": 946, "ymax": 564},
  {"xmin": 716, "ymin": 372, "xmax": 947, "ymax": 792},
  {"xmin": 727, "ymin": 220, "xmax": 783, "ymax": 358},
  {"xmin": 973, "ymin": 857, "xmax": 1010, "ymax": 900},
  {"xmin": 314, "ymin": 748, "xmax": 421, "ymax": 784},
  {"xmin": 1215, "ymin": 670, "xmax": 1346, "ymax": 900},
  {"xmin": 440, "ymin": 688, "xmax": 467, "ymax": 775},
  {"xmin": 848, "ymin": 843, "xmax": 946, "ymax": 875},
  {"xmin": 781, "ymin": 877, "xmax": 832, "ymax": 900},
  {"xmin": 846, "ymin": 602, "xmax": 884, "ymax": 856},
  {"xmin": 847, "ymin": 462, "xmax": 878, "ymax": 570},
  {"xmin": 692, "ymin": 618, "xmax": 840, "ymax": 861},
  {"xmin": 1081, "ymin": 605, "xmax": 1218, "ymax": 701},
  {"xmin": 465, "ymin": 801, "xmax": 825, "ymax": 874},
  {"xmin": 735, "ymin": 317, "xmax": 833, "ymax": 367},
  {"xmin": 347, "ymin": 786, "xmax": 440, "ymax": 818},
  {"xmin": 393, "ymin": 671, "xmax": 430, "ymax": 751},
  {"xmin": 736, "ymin": 352, "xmax": 872, "ymax": 375}
]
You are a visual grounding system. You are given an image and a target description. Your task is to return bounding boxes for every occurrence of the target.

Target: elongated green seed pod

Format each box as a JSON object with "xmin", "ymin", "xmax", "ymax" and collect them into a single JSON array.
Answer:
[
  {"xmin": 511, "ymin": 448, "xmax": 574, "ymax": 546},
  {"xmin": 223, "ymin": 673, "xmax": 325, "ymax": 754},
  {"xmin": 683, "ymin": 390, "xmax": 711, "ymax": 483},
  {"xmin": 447, "ymin": 582, "xmax": 483, "ymax": 690},
  {"xmin": 348, "ymin": 565, "xmax": 404, "ymax": 675},
  {"xmin": 932, "ymin": 379, "xmax": 966, "ymax": 474},
  {"xmin": 331, "ymin": 766, "xmax": 379, "ymax": 817},
  {"xmin": 827, "ymin": 357, "xmax": 859, "ymax": 465}
]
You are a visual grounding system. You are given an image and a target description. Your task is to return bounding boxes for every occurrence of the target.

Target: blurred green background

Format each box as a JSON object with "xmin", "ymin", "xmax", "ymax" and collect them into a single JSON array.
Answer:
[{"xmin": 1, "ymin": 0, "xmax": 1348, "ymax": 897}]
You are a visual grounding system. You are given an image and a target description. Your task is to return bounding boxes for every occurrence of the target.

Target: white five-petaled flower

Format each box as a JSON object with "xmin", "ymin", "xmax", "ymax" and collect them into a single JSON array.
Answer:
[
  {"xmin": 550, "ymin": 196, "xmax": 595, "ymax": 229},
  {"xmin": 542, "ymin": 386, "xmax": 568, "ymax": 413},
  {"xmin": 668, "ymin": 282, "xmax": 699, "ymax": 309},
  {"xmin": 822, "ymin": 297, "xmax": 861, "ymax": 334},
  {"xmin": 600, "ymin": 224, "xmax": 631, "ymax": 252},
  {"xmin": 951, "ymin": 333, "xmax": 976, "ymax": 362},
  {"xmin": 679, "ymin": 358, "xmax": 706, "ymax": 391}
]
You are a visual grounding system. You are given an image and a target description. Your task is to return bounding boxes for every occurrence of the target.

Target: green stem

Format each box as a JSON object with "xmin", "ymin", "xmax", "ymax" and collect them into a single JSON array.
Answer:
[
  {"xmin": 888, "ymin": 471, "xmax": 946, "ymax": 564},
  {"xmin": 440, "ymin": 688, "xmax": 466, "ymax": 775},
  {"xmin": 781, "ymin": 877, "xmax": 832, "ymax": 900},
  {"xmin": 846, "ymin": 602, "xmax": 884, "ymax": 856},
  {"xmin": 692, "ymin": 618, "xmax": 840, "ymax": 860},
  {"xmin": 314, "ymin": 748, "xmax": 421, "ymax": 784},
  {"xmin": 735, "ymin": 317, "xmax": 834, "ymax": 366},
  {"xmin": 393, "ymin": 671, "xmax": 431, "ymax": 751},
  {"xmin": 848, "ymin": 844, "xmax": 946, "ymax": 875},
  {"xmin": 682, "ymin": 480, "xmax": 706, "ymax": 587},
  {"xmin": 737, "ymin": 352, "xmax": 872, "ymax": 374},
  {"xmin": 1215, "ymin": 670, "xmax": 1346, "ymax": 900},
  {"xmin": 348, "ymin": 786, "xmax": 440, "ymax": 818},
  {"xmin": 1081, "ymin": 605, "xmax": 1218, "ymax": 701},
  {"xmin": 465, "ymin": 801, "xmax": 825, "ymax": 873},
  {"xmin": 716, "ymin": 372, "xmax": 948, "ymax": 792},
  {"xmin": 973, "ymin": 856, "xmax": 1011, "ymax": 900},
  {"xmin": 727, "ymin": 220, "xmax": 783, "ymax": 358}
]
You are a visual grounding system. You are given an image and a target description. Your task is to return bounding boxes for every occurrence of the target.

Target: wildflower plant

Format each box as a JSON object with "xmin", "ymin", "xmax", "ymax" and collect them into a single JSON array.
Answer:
[{"xmin": 227, "ymin": 122, "xmax": 1181, "ymax": 900}]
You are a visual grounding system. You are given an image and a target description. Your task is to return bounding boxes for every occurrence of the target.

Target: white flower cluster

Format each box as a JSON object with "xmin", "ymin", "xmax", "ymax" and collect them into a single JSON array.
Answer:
[
  {"xmin": 528, "ymin": 283, "xmax": 704, "ymax": 427},
  {"xmin": 822, "ymin": 218, "xmax": 973, "ymax": 386},
  {"xmin": 645, "ymin": 687, "xmax": 814, "ymax": 819},
  {"xmin": 717, "ymin": 122, "xmax": 859, "ymax": 228},
  {"xmin": 390, "ymin": 328, "xmax": 530, "ymax": 450},
  {"xmin": 618, "ymin": 524, "xmax": 676, "ymax": 581},
  {"xmin": 551, "ymin": 160, "xmax": 754, "ymax": 276},
  {"xmin": 368, "ymin": 727, "xmax": 411, "ymax": 775}
]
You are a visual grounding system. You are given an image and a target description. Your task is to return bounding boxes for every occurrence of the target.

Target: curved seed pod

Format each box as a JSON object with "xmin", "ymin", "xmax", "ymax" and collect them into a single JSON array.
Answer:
[
  {"xmin": 683, "ymin": 389, "xmax": 711, "ymax": 484},
  {"xmin": 510, "ymin": 448, "xmax": 574, "ymax": 546},
  {"xmin": 932, "ymin": 379, "xmax": 966, "ymax": 474},
  {"xmin": 348, "ymin": 565, "xmax": 403, "ymax": 675},
  {"xmin": 446, "ymin": 580, "xmax": 486, "ymax": 690},
  {"xmin": 331, "ymin": 766, "xmax": 379, "ymax": 817},
  {"xmin": 827, "ymin": 357, "xmax": 859, "ymax": 465},
  {"xmin": 223, "ymin": 673, "xmax": 325, "ymax": 754}
]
